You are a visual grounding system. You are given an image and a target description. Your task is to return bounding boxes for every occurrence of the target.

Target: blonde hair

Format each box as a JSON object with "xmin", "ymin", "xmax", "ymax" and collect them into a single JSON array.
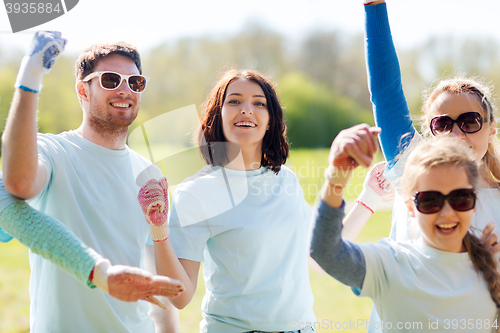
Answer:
[
  {"xmin": 401, "ymin": 137, "xmax": 500, "ymax": 307},
  {"xmin": 419, "ymin": 77, "xmax": 500, "ymax": 187}
]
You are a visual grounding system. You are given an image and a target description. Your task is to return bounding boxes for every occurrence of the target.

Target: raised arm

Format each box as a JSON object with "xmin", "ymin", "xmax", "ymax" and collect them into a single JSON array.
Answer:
[
  {"xmin": 364, "ymin": 1, "xmax": 415, "ymax": 167},
  {"xmin": 310, "ymin": 124, "xmax": 379, "ymax": 288},
  {"xmin": 342, "ymin": 161, "xmax": 394, "ymax": 241},
  {"xmin": 2, "ymin": 31, "xmax": 66, "ymax": 199},
  {"xmin": 138, "ymin": 178, "xmax": 199, "ymax": 309}
]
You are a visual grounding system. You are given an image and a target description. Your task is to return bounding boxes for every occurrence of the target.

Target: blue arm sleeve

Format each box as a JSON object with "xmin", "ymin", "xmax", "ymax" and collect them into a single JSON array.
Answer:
[
  {"xmin": 310, "ymin": 200, "xmax": 366, "ymax": 289},
  {"xmin": 0, "ymin": 201, "xmax": 100, "ymax": 288},
  {"xmin": 365, "ymin": 3, "xmax": 415, "ymax": 168}
]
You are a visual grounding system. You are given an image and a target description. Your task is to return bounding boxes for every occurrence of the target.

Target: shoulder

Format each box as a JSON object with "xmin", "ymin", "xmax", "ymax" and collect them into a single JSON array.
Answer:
[
  {"xmin": 269, "ymin": 165, "xmax": 298, "ymax": 183},
  {"xmin": 127, "ymin": 147, "xmax": 155, "ymax": 169},
  {"xmin": 360, "ymin": 238, "xmax": 415, "ymax": 262},
  {"xmin": 174, "ymin": 166, "xmax": 215, "ymax": 196},
  {"xmin": 36, "ymin": 132, "xmax": 76, "ymax": 157},
  {"xmin": 276, "ymin": 165, "xmax": 295, "ymax": 177}
]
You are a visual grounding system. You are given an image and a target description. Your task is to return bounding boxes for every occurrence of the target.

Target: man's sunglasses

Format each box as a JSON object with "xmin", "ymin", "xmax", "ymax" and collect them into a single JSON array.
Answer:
[
  {"xmin": 82, "ymin": 71, "xmax": 148, "ymax": 93},
  {"xmin": 413, "ymin": 188, "xmax": 476, "ymax": 214},
  {"xmin": 430, "ymin": 112, "xmax": 488, "ymax": 136}
]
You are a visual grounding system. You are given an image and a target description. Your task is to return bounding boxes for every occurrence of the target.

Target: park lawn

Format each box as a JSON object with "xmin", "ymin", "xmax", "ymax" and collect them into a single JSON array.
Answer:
[{"xmin": 0, "ymin": 148, "xmax": 391, "ymax": 333}]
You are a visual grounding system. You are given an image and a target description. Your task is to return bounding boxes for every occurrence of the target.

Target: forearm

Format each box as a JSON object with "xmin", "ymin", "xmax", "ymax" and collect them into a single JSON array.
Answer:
[
  {"xmin": 310, "ymin": 200, "xmax": 366, "ymax": 289},
  {"xmin": 153, "ymin": 240, "xmax": 197, "ymax": 309},
  {"xmin": 0, "ymin": 201, "xmax": 100, "ymax": 287},
  {"xmin": 341, "ymin": 202, "xmax": 373, "ymax": 242},
  {"xmin": 2, "ymin": 89, "xmax": 41, "ymax": 198},
  {"xmin": 365, "ymin": 3, "xmax": 415, "ymax": 165},
  {"xmin": 144, "ymin": 245, "xmax": 180, "ymax": 333}
]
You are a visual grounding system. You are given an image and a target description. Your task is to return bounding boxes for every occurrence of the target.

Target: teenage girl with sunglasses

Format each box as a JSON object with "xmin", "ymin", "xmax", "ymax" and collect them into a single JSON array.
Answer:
[
  {"xmin": 362, "ymin": 0, "xmax": 500, "ymax": 248},
  {"xmin": 310, "ymin": 124, "xmax": 500, "ymax": 332}
]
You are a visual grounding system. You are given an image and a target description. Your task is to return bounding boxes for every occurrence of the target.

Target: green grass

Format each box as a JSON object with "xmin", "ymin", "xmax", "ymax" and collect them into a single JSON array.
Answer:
[
  {"xmin": 0, "ymin": 148, "xmax": 392, "ymax": 332},
  {"xmin": 0, "ymin": 240, "xmax": 30, "ymax": 333}
]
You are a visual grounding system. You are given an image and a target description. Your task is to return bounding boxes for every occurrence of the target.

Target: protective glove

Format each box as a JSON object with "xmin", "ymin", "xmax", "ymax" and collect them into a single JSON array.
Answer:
[
  {"xmin": 15, "ymin": 31, "xmax": 67, "ymax": 93},
  {"xmin": 355, "ymin": 161, "xmax": 395, "ymax": 214},
  {"xmin": 137, "ymin": 177, "xmax": 169, "ymax": 242},
  {"xmin": 91, "ymin": 259, "xmax": 184, "ymax": 309}
]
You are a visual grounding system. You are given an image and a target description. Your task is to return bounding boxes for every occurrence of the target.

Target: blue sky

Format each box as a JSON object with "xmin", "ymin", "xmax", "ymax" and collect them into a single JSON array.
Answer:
[{"xmin": 1, "ymin": 0, "xmax": 499, "ymax": 55}]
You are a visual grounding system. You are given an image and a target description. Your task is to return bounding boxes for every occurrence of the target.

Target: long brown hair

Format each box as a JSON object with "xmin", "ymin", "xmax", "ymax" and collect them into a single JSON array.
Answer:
[
  {"xmin": 402, "ymin": 137, "xmax": 500, "ymax": 307},
  {"xmin": 196, "ymin": 69, "xmax": 289, "ymax": 174},
  {"xmin": 420, "ymin": 77, "xmax": 500, "ymax": 187}
]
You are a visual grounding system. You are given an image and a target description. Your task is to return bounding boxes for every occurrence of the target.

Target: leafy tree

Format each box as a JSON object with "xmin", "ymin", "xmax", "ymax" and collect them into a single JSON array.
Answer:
[{"xmin": 279, "ymin": 72, "xmax": 373, "ymax": 148}]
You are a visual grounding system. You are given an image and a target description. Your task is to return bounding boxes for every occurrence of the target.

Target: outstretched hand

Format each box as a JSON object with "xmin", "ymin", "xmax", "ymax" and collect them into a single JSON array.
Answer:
[
  {"xmin": 138, "ymin": 177, "xmax": 170, "ymax": 242},
  {"xmin": 92, "ymin": 260, "xmax": 184, "ymax": 309}
]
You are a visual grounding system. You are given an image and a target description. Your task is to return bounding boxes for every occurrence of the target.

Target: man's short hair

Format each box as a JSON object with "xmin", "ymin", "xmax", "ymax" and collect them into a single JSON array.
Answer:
[{"xmin": 75, "ymin": 41, "xmax": 142, "ymax": 80}]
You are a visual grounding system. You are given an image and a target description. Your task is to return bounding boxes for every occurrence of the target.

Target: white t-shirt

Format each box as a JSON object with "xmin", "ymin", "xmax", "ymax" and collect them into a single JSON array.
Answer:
[
  {"xmin": 359, "ymin": 238, "xmax": 497, "ymax": 333},
  {"xmin": 28, "ymin": 131, "xmax": 154, "ymax": 333},
  {"xmin": 169, "ymin": 165, "xmax": 316, "ymax": 333}
]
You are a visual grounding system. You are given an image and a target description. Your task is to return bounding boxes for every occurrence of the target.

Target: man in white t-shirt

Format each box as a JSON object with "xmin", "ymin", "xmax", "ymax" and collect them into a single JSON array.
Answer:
[{"xmin": 2, "ymin": 31, "xmax": 178, "ymax": 332}]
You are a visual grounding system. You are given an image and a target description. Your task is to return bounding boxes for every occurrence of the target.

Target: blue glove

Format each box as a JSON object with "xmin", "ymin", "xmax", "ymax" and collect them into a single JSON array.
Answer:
[{"xmin": 15, "ymin": 31, "xmax": 67, "ymax": 93}]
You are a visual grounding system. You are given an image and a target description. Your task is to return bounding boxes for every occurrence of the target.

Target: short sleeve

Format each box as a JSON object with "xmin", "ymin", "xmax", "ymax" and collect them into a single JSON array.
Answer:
[
  {"xmin": 35, "ymin": 134, "xmax": 56, "ymax": 196},
  {"xmin": 357, "ymin": 239, "xmax": 401, "ymax": 300},
  {"xmin": 168, "ymin": 190, "xmax": 211, "ymax": 263}
]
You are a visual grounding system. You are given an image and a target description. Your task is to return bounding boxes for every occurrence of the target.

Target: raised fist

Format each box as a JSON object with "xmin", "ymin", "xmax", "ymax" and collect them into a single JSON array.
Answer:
[
  {"xmin": 138, "ymin": 177, "xmax": 169, "ymax": 242},
  {"xmin": 15, "ymin": 31, "xmax": 67, "ymax": 92}
]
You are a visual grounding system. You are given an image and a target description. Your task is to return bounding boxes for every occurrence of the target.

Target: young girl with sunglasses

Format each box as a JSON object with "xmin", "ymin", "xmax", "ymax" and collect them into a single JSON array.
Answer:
[
  {"xmin": 310, "ymin": 124, "xmax": 500, "ymax": 332},
  {"xmin": 138, "ymin": 69, "xmax": 316, "ymax": 333},
  {"xmin": 363, "ymin": 0, "xmax": 500, "ymax": 248}
]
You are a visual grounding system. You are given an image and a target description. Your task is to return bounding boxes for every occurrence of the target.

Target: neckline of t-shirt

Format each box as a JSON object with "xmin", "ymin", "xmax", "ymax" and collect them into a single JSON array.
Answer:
[
  {"xmin": 211, "ymin": 165, "xmax": 268, "ymax": 177},
  {"xmin": 66, "ymin": 130, "xmax": 130, "ymax": 157},
  {"xmin": 416, "ymin": 239, "xmax": 470, "ymax": 262}
]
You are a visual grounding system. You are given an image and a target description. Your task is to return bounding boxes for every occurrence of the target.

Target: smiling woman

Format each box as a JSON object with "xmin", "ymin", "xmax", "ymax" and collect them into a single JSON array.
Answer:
[
  {"xmin": 139, "ymin": 69, "xmax": 318, "ymax": 332},
  {"xmin": 197, "ymin": 69, "xmax": 289, "ymax": 174},
  {"xmin": 220, "ymin": 78, "xmax": 270, "ymax": 167}
]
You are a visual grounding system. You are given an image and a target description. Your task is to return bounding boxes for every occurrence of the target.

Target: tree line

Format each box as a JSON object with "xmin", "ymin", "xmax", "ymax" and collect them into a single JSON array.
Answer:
[{"xmin": 1, "ymin": 25, "xmax": 500, "ymax": 153}]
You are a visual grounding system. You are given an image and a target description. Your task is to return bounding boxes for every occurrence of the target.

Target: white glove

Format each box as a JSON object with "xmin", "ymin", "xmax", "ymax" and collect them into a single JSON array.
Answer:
[
  {"xmin": 355, "ymin": 161, "xmax": 394, "ymax": 213},
  {"xmin": 15, "ymin": 31, "xmax": 66, "ymax": 93}
]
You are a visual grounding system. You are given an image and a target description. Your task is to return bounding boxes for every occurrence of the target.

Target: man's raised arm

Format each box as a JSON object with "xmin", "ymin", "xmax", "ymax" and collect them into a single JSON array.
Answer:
[{"xmin": 2, "ymin": 31, "xmax": 66, "ymax": 199}]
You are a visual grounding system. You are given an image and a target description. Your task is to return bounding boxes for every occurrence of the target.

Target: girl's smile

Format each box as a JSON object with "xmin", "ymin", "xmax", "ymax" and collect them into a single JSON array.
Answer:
[{"xmin": 408, "ymin": 165, "xmax": 474, "ymax": 253}]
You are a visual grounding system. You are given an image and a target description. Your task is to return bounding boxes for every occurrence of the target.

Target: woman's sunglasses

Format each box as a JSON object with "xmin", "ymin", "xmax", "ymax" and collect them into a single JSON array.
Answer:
[
  {"xmin": 430, "ymin": 112, "xmax": 488, "ymax": 136},
  {"xmin": 82, "ymin": 71, "xmax": 148, "ymax": 93},
  {"xmin": 413, "ymin": 188, "xmax": 476, "ymax": 214}
]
